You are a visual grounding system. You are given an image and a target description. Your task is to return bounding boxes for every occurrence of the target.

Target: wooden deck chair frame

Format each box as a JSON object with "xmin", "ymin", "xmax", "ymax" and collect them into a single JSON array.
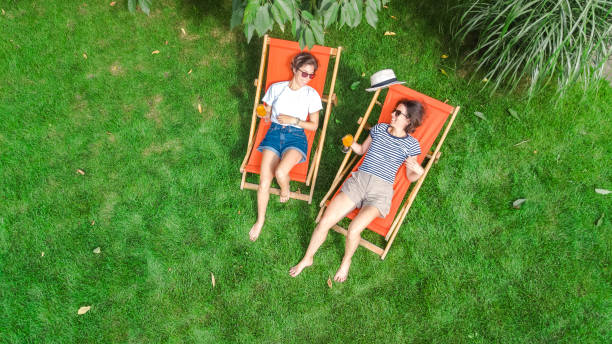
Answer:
[
  {"xmin": 239, "ymin": 35, "xmax": 342, "ymax": 204},
  {"xmin": 316, "ymin": 85, "xmax": 460, "ymax": 259}
]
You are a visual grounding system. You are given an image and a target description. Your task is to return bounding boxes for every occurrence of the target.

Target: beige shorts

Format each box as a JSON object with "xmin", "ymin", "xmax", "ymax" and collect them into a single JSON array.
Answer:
[{"xmin": 341, "ymin": 171, "xmax": 393, "ymax": 218}]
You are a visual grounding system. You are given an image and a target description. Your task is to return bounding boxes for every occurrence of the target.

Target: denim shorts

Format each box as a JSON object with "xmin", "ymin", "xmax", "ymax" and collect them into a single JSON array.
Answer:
[
  {"xmin": 257, "ymin": 122, "xmax": 308, "ymax": 163},
  {"xmin": 341, "ymin": 170, "xmax": 394, "ymax": 217}
]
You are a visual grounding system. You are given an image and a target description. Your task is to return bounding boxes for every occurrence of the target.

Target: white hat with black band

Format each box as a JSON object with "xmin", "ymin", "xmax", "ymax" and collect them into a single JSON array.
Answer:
[{"xmin": 365, "ymin": 69, "xmax": 406, "ymax": 92}]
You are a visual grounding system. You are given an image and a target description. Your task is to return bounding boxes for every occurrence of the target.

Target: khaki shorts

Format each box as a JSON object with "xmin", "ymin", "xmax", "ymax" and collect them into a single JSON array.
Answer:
[{"xmin": 341, "ymin": 171, "xmax": 393, "ymax": 218}]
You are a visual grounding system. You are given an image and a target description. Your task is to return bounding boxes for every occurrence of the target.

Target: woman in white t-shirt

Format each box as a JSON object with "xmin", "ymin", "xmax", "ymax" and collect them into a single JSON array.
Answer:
[
  {"xmin": 290, "ymin": 100, "xmax": 425, "ymax": 282},
  {"xmin": 249, "ymin": 52, "xmax": 323, "ymax": 241}
]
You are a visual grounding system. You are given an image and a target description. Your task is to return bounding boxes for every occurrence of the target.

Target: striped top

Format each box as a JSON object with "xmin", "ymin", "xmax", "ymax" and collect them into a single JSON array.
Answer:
[{"xmin": 359, "ymin": 123, "xmax": 421, "ymax": 184}]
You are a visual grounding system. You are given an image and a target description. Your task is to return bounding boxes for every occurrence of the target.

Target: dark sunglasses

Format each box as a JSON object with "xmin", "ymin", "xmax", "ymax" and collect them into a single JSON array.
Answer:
[
  {"xmin": 391, "ymin": 109, "xmax": 409, "ymax": 118},
  {"xmin": 298, "ymin": 69, "xmax": 316, "ymax": 79}
]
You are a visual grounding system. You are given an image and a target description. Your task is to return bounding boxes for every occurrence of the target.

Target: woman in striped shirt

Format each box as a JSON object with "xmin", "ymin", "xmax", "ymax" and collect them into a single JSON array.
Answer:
[{"xmin": 290, "ymin": 100, "xmax": 425, "ymax": 282}]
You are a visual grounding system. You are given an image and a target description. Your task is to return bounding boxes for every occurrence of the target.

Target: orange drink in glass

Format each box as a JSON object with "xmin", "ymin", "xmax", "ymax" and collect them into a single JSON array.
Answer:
[
  {"xmin": 256, "ymin": 104, "xmax": 267, "ymax": 118},
  {"xmin": 341, "ymin": 134, "xmax": 353, "ymax": 153}
]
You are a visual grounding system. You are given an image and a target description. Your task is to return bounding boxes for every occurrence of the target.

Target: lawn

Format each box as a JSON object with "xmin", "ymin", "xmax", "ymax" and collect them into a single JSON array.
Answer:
[{"xmin": 1, "ymin": 0, "xmax": 610, "ymax": 342}]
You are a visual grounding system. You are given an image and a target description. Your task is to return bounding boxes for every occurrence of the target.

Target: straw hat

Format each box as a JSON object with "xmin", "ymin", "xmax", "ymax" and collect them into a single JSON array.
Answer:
[{"xmin": 365, "ymin": 69, "xmax": 406, "ymax": 92}]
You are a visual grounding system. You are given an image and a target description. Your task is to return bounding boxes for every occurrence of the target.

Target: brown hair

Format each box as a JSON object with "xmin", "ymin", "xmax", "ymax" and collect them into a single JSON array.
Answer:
[
  {"xmin": 397, "ymin": 100, "xmax": 424, "ymax": 133},
  {"xmin": 291, "ymin": 52, "xmax": 318, "ymax": 72}
]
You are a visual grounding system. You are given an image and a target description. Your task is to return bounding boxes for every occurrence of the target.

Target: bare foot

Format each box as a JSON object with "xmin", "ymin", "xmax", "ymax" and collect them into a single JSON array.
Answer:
[
  {"xmin": 249, "ymin": 222, "xmax": 264, "ymax": 241},
  {"xmin": 279, "ymin": 190, "xmax": 290, "ymax": 203},
  {"xmin": 289, "ymin": 258, "xmax": 313, "ymax": 277},
  {"xmin": 333, "ymin": 262, "xmax": 351, "ymax": 282}
]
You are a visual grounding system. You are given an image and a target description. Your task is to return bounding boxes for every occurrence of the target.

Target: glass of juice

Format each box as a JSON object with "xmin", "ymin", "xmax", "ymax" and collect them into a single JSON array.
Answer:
[
  {"xmin": 341, "ymin": 134, "xmax": 353, "ymax": 153},
  {"xmin": 256, "ymin": 104, "xmax": 267, "ymax": 118}
]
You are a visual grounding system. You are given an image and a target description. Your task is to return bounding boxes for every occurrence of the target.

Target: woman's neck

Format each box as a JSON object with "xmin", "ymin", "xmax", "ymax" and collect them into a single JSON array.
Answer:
[
  {"xmin": 288, "ymin": 79, "xmax": 301, "ymax": 90},
  {"xmin": 388, "ymin": 125, "xmax": 407, "ymax": 138}
]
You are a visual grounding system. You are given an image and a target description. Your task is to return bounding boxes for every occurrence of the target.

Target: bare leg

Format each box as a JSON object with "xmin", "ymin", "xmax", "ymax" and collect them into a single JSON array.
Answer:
[
  {"xmin": 334, "ymin": 206, "xmax": 380, "ymax": 282},
  {"xmin": 249, "ymin": 150, "xmax": 279, "ymax": 241},
  {"xmin": 275, "ymin": 149, "xmax": 302, "ymax": 203},
  {"xmin": 289, "ymin": 193, "xmax": 355, "ymax": 277}
]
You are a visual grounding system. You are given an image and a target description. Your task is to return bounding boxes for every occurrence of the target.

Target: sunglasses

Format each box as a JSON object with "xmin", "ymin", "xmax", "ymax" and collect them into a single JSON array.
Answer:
[
  {"xmin": 298, "ymin": 69, "xmax": 316, "ymax": 79},
  {"xmin": 391, "ymin": 109, "xmax": 409, "ymax": 118}
]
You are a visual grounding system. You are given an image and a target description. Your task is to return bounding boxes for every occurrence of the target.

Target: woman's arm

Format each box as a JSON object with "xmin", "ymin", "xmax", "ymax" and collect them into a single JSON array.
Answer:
[
  {"xmin": 350, "ymin": 135, "xmax": 372, "ymax": 155},
  {"xmin": 277, "ymin": 111, "xmax": 319, "ymax": 131},
  {"xmin": 405, "ymin": 156, "xmax": 424, "ymax": 182}
]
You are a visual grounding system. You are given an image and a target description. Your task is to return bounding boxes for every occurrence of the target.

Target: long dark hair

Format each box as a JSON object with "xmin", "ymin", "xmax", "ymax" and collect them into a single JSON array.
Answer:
[{"xmin": 397, "ymin": 100, "xmax": 424, "ymax": 133}]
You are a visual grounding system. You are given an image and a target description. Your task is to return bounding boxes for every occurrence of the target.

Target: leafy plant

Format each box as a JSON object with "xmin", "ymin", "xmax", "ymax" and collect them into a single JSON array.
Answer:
[
  {"xmin": 128, "ymin": 0, "xmax": 152, "ymax": 15},
  {"xmin": 454, "ymin": 0, "xmax": 612, "ymax": 98},
  {"xmin": 231, "ymin": 0, "xmax": 390, "ymax": 48}
]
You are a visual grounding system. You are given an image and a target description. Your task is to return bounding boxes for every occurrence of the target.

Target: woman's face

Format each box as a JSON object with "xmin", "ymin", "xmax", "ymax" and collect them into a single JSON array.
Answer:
[
  {"xmin": 292, "ymin": 64, "xmax": 315, "ymax": 87},
  {"xmin": 390, "ymin": 103, "xmax": 410, "ymax": 131}
]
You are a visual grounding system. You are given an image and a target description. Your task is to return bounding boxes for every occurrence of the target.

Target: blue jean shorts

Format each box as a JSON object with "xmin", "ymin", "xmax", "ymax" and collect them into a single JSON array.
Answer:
[{"xmin": 257, "ymin": 122, "xmax": 308, "ymax": 163}]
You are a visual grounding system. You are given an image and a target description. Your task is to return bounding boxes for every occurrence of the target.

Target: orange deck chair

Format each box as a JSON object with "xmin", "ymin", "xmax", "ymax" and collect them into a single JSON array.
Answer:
[
  {"xmin": 240, "ymin": 35, "xmax": 342, "ymax": 204},
  {"xmin": 316, "ymin": 84, "xmax": 460, "ymax": 259}
]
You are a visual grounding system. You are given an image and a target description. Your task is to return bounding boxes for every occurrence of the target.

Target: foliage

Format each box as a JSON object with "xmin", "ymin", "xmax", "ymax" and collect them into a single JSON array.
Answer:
[
  {"xmin": 128, "ymin": 0, "xmax": 152, "ymax": 15},
  {"xmin": 454, "ymin": 0, "xmax": 612, "ymax": 98},
  {"xmin": 231, "ymin": 0, "xmax": 390, "ymax": 48}
]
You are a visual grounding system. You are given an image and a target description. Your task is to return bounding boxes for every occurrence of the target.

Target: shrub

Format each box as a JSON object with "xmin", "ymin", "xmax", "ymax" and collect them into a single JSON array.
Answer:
[
  {"xmin": 454, "ymin": 0, "xmax": 612, "ymax": 98},
  {"xmin": 231, "ymin": 0, "xmax": 390, "ymax": 48}
]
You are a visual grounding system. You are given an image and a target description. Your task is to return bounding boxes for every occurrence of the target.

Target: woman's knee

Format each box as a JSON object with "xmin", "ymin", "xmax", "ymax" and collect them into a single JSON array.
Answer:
[
  {"xmin": 259, "ymin": 175, "xmax": 273, "ymax": 190},
  {"xmin": 346, "ymin": 225, "xmax": 365, "ymax": 237},
  {"xmin": 275, "ymin": 167, "xmax": 289, "ymax": 180}
]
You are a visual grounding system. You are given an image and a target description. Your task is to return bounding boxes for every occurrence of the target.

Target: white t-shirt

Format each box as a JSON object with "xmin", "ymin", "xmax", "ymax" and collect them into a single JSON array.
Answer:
[{"xmin": 262, "ymin": 81, "xmax": 323, "ymax": 128}]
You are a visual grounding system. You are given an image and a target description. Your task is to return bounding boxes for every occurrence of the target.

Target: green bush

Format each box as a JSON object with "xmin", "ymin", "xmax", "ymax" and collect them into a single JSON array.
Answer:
[
  {"xmin": 231, "ymin": 0, "xmax": 390, "ymax": 48},
  {"xmin": 454, "ymin": 0, "xmax": 612, "ymax": 98},
  {"xmin": 128, "ymin": 0, "xmax": 152, "ymax": 15}
]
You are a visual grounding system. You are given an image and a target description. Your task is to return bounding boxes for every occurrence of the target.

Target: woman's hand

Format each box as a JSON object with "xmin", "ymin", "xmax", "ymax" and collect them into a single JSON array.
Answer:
[
  {"xmin": 277, "ymin": 114, "xmax": 299, "ymax": 125},
  {"xmin": 405, "ymin": 156, "xmax": 424, "ymax": 182}
]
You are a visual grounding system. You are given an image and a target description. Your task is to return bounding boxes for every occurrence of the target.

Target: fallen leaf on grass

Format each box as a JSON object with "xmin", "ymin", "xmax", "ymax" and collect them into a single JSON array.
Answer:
[
  {"xmin": 76, "ymin": 169, "xmax": 85, "ymax": 175},
  {"xmin": 595, "ymin": 213, "xmax": 604, "ymax": 226},
  {"xmin": 77, "ymin": 306, "xmax": 91, "ymax": 315},
  {"xmin": 473, "ymin": 111, "xmax": 486, "ymax": 121},
  {"xmin": 350, "ymin": 81, "xmax": 360, "ymax": 90},
  {"xmin": 93, "ymin": 247, "xmax": 101, "ymax": 254},
  {"xmin": 211, "ymin": 272, "xmax": 216, "ymax": 287},
  {"xmin": 595, "ymin": 188, "xmax": 611, "ymax": 195},
  {"xmin": 198, "ymin": 103, "xmax": 202, "ymax": 113},
  {"xmin": 181, "ymin": 28, "xmax": 186, "ymax": 36},
  {"xmin": 513, "ymin": 139, "xmax": 529, "ymax": 146},
  {"xmin": 507, "ymin": 108, "xmax": 520, "ymax": 120},
  {"xmin": 151, "ymin": 50, "xmax": 160, "ymax": 55},
  {"xmin": 327, "ymin": 277, "xmax": 332, "ymax": 288},
  {"xmin": 384, "ymin": 31, "xmax": 396, "ymax": 36},
  {"xmin": 512, "ymin": 198, "xmax": 526, "ymax": 209},
  {"xmin": 441, "ymin": 54, "xmax": 448, "ymax": 59},
  {"xmin": 91, "ymin": 220, "xmax": 95, "ymax": 226},
  {"xmin": 110, "ymin": 1, "xmax": 116, "ymax": 6},
  {"xmin": 83, "ymin": 53, "xmax": 87, "ymax": 59}
]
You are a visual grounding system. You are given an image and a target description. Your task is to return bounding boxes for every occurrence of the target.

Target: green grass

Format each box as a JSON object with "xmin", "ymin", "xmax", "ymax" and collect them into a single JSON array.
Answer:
[{"xmin": 1, "ymin": 0, "xmax": 611, "ymax": 342}]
